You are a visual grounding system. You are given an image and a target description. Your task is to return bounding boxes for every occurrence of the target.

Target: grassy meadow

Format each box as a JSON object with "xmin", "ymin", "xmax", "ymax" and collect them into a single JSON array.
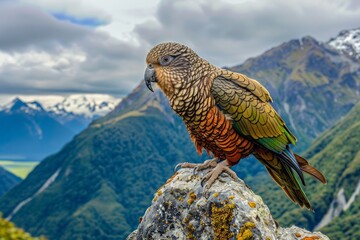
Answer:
[{"xmin": 0, "ymin": 160, "xmax": 39, "ymax": 179}]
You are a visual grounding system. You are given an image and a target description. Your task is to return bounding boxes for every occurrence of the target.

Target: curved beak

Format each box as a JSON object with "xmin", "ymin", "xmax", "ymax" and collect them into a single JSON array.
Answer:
[{"xmin": 144, "ymin": 66, "xmax": 157, "ymax": 92}]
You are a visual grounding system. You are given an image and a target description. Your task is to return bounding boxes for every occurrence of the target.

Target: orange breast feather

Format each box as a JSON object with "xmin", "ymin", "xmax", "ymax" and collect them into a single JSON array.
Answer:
[{"xmin": 188, "ymin": 106, "xmax": 253, "ymax": 164}]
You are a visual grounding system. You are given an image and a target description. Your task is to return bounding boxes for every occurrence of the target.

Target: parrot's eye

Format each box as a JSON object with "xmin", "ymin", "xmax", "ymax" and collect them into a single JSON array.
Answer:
[{"xmin": 159, "ymin": 55, "xmax": 174, "ymax": 66}]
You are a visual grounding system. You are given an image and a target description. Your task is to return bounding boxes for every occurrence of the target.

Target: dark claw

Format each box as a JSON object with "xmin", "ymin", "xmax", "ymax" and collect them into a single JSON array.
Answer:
[
  {"xmin": 201, "ymin": 178, "xmax": 206, "ymax": 187},
  {"xmin": 201, "ymin": 174, "xmax": 210, "ymax": 187},
  {"xmin": 193, "ymin": 166, "xmax": 199, "ymax": 175},
  {"xmin": 202, "ymin": 185, "xmax": 210, "ymax": 198},
  {"xmin": 174, "ymin": 163, "xmax": 184, "ymax": 172}
]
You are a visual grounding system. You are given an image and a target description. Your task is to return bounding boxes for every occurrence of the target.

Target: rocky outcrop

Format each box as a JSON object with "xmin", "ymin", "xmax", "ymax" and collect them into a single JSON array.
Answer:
[{"xmin": 127, "ymin": 168, "xmax": 329, "ymax": 240}]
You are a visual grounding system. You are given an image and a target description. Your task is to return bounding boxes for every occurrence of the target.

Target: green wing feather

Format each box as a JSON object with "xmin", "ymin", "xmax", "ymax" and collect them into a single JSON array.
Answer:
[
  {"xmin": 211, "ymin": 71, "xmax": 297, "ymax": 153},
  {"xmin": 210, "ymin": 71, "xmax": 326, "ymax": 209}
]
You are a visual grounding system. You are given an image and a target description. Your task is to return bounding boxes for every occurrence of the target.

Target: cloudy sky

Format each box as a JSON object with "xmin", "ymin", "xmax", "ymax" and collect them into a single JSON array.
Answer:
[{"xmin": 0, "ymin": 0, "xmax": 359, "ymax": 102}]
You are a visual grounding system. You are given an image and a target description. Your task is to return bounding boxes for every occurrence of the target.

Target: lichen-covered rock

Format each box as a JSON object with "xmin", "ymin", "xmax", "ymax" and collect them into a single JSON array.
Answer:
[{"xmin": 127, "ymin": 168, "xmax": 329, "ymax": 240}]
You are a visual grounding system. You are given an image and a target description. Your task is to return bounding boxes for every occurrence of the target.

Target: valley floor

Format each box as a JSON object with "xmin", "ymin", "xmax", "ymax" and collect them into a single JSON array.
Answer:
[{"xmin": 0, "ymin": 160, "xmax": 39, "ymax": 179}]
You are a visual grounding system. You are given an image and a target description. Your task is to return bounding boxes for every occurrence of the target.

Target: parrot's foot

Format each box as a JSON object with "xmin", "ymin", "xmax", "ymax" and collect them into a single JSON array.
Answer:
[
  {"xmin": 174, "ymin": 158, "xmax": 220, "ymax": 174},
  {"xmin": 201, "ymin": 160, "xmax": 238, "ymax": 190}
]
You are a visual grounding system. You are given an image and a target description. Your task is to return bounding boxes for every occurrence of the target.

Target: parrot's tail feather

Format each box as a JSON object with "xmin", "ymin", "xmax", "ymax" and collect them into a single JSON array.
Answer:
[
  {"xmin": 279, "ymin": 146, "xmax": 305, "ymax": 185},
  {"xmin": 266, "ymin": 165, "xmax": 312, "ymax": 210},
  {"xmin": 295, "ymin": 154, "xmax": 327, "ymax": 184},
  {"xmin": 253, "ymin": 148, "xmax": 312, "ymax": 209}
]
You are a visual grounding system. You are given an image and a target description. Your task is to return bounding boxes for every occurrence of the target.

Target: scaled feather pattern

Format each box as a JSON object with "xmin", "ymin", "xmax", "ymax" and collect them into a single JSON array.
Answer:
[{"xmin": 144, "ymin": 42, "xmax": 326, "ymax": 209}]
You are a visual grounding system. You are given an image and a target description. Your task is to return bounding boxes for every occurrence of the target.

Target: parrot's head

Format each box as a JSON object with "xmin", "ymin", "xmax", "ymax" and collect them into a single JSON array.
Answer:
[{"xmin": 144, "ymin": 42, "xmax": 203, "ymax": 96}]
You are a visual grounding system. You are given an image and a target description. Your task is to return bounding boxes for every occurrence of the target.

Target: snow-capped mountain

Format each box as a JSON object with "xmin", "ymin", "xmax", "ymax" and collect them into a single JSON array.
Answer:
[
  {"xmin": 0, "ymin": 98, "xmax": 45, "ymax": 115},
  {"xmin": 328, "ymin": 28, "xmax": 360, "ymax": 60},
  {"xmin": 0, "ymin": 94, "xmax": 121, "ymax": 160},
  {"xmin": 0, "ymin": 98, "xmax": 75, "ymax": 160},
  {"xmin": 47, "ymin": 94, "xmax": 121, "ymax": 118},
  {"xmin": 0, "ymin": 94, "xmax": 121, "ymax": 119}
]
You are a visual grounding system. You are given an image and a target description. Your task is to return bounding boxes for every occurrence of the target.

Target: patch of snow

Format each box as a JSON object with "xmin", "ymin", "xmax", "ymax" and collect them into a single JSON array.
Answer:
[
  {"xmin": 283, "ymin": 102, "xmax": 297, "ymax": 131},
  {"xmin": 328, "ymin": 28, "xmax": 360, "ymax": 60},
  {"xmin": 0, "ymin": 94, "xmax": 121, "ymax": 119},
  {"xmin": 344, "ymin": 179, "xmax": 360, "ymax": 211},
  {"xmin": 37, "ymin": 169, "xmax": 61, "ymax": 194},
  {"xmin": 19, "ymin": 95, "xmax": 65, "ymax": 109},
  {"xmin": 30, "ymin": 120, "xmax": 43, "ymax": 140},
  {"xmin": 314, "ymin": 189, "xmax": 346, "ymax": 230},
  {"xmin": 6, "ymin": 168, "xmax": 61, "ymax": 220},
  {"xmin": 2, "ymin": 98, "xmax": 22, "ymax": 112},
  {"xmin": 47, "ymin": 94, "xmax": 121, "ymax": 118},
  {"xmin": 1, "ymin": 98, "xmax": 43, "ymax": 113},
  {"xmin": 298, "ymin": 97, "xmax": 306, "ymax": 112},
  {"xmin": 27, "ymin": 102, "xmax": 42, "ymax": 111},
  {"xmin": 298, "ymin": 38, "xmax": 305, "ymax": 50},
  {"xmin": 6, "ymin": 198, "xmax": 33, "ymax": 221}
]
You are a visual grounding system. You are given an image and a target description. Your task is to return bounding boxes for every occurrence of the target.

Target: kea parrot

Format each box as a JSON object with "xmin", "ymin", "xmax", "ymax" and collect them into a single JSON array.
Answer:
[{"xmin": 144, "ymin": 42, "xmax": 326, "ymax": 209}]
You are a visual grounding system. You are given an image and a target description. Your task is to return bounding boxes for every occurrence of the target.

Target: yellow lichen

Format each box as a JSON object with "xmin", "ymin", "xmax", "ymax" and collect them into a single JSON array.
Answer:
[
  {"xmin": 166, "ymin": 172, "xmax": 178, "ymax": 184},
  {"xmin": 238, "ymin": 229, "xmax": 252, "ymax": 240},
  {"xmin": 244, "ymin": 222, "xmax": 256, "ymax": 228},
  {"xmin": 237, "ymin": 221, "xmax": 256, "ymax": 240},
  {"xmin": 153, "ymin": 188, "xmax": 163, "ymax": 202},
  {"xmin": 188, "ymin": 192, "xmax": 197, "ymax": 205},
  {"xmin": 228, "ymin": 195, "xmax": 235, "ymax": 200},
  {"xmin": 213, "ymin": 192, "xmax": 219, "ymax": 198},
  {"xmin": 248, "ymin": 201, "xmax": 257, "ymax": 208},
  {"xmin": 302, "ymin": 236, "xmax": 320, "ymax": 240},
  {"xmin": 211, "ymin": 203, "xmax": 235, "ymax": 240},
  {"xmin": 186, "ymin": 223, "xmax": 196, "ymax": 240},
  {"xmin": 0, "ymin": 214, "xmax": 46, "ymax": 240},
  {"xmin": 295, "ymin": 232, "xmax": 301, "ymax": 237}
]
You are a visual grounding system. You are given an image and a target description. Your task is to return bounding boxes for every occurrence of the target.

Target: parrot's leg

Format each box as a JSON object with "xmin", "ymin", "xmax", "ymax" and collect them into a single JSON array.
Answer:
[
  {"xmin": 201, "ymin": 159, "xmax": 238, "ymax": 190},
  {"xmin": 174, "ymin": 158, "xmax": 220, "ymax": 173}
]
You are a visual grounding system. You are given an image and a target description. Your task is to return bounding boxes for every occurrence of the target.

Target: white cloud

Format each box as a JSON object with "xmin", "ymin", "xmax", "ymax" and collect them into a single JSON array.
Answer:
[
  {"xmin": 0, "ymin": 0, "xmax": 359, "ymax": 98},
  {"xmin": 19, "ymin": 0, "xmax": 160, "ymax": 39},
  {"xmin": 135, "ymin": 0, "xmax": 360, "ymax": 65},
  {"xmin": 0, "ymin": 2, "xmax": 147, "ymax": 95},
  {"xmin": 0, "ymin": 50, "xmax": 86, "ymax": 69}
]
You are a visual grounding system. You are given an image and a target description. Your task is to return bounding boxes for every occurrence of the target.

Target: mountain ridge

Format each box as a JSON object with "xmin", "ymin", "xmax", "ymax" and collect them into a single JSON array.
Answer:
[
  {"xmin": 0, "ymin": 84, "xmax": 202, "ymax": 240},
  {"xmin": 229, "ymin": 34, "xmax": 359, "ymax": 151},
  {"xmin": 0, "ymin": 166, "xmax": 21, "ymax": 196},
  {"xmin": 0, "ymin": 95, "xmax": 121, "ymax": 160},
  {"xmin": 0, "ymin": 94, "xmax": 121, "ymax": 121},
  {"xmin": 0, "ymin": 98, "xmax": 75, "ymax": 160},
  {"xmin": 0, "ymin": 28, "xmax": 359, "ymax": 239},
  {"xmin": 328, "ymin": 28, "xmax": 360, "ymax": 60}
]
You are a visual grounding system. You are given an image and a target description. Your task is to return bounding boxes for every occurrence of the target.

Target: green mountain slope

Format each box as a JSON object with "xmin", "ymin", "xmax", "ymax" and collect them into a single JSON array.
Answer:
[
  {"xmin": 320, "ymin": 194, "xmax": 360, "ymax": 239},
  {"xmin": 0, "ymin": 85, "xmax": 205, "ymax": 240},
  {"xmin": 0, "ymin": 32, "xmax": 359, "ymax": 240},
  {"xmin": 230, "ymin": 36, "xmax": 360, "ymax": 151},
  {"xmin": 0, "ymin": 166, "xmax": 21, "ymax": 196}
]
